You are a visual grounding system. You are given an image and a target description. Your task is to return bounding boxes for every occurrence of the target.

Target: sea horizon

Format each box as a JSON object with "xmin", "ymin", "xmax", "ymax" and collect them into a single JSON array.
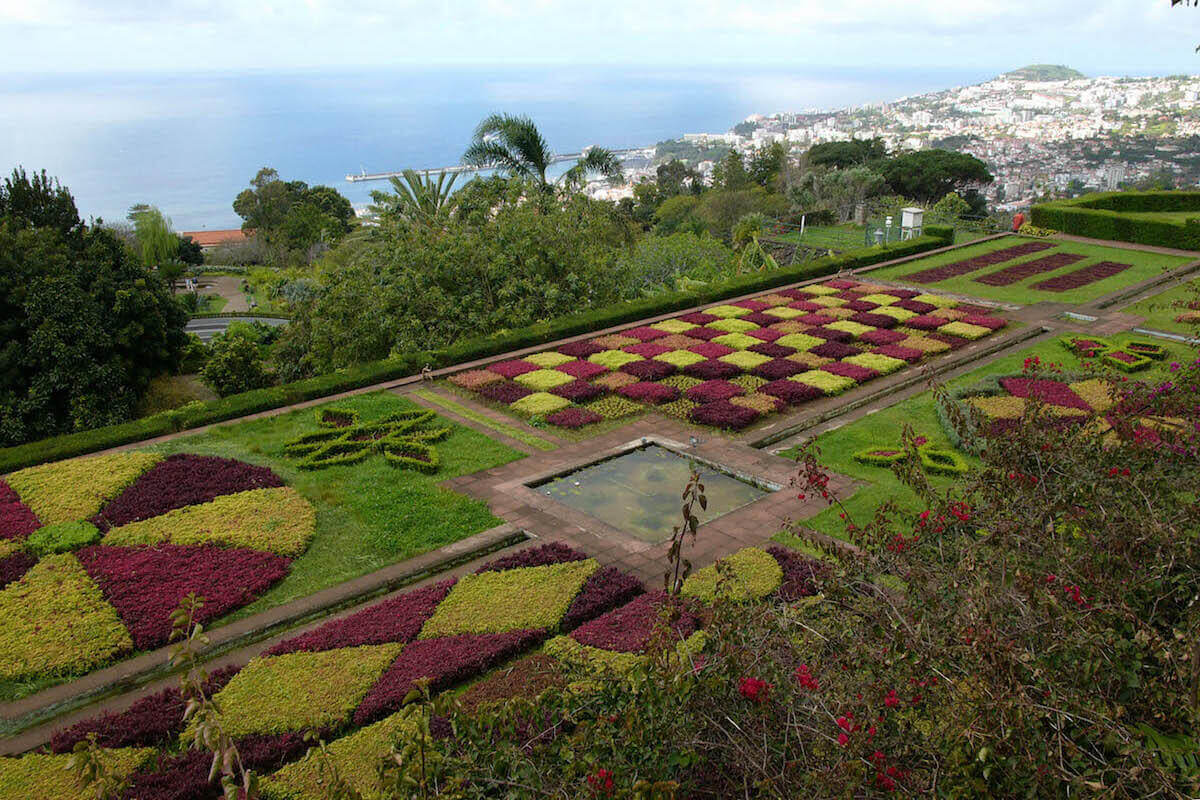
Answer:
[{"xmin": 0, "ymin": 63, "xmax": 1068, "ymax": 229}]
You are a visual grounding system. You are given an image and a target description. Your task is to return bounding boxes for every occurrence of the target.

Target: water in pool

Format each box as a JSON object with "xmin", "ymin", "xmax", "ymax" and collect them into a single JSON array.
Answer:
[{"xmin": 536, "ymin": 445, "xmax": 768, "ymax": 543}]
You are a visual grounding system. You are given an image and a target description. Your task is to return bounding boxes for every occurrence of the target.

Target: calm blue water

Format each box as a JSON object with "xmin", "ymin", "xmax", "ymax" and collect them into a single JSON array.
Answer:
[{"xmin": 1, "ymin": 66, "xmax": 992, "ymax": 230}]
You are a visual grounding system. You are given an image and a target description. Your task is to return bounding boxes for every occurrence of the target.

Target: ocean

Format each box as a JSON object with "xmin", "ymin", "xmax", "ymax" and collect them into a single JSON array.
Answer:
[{"xmin": 1, "ymin": 65, "xmax": 994, "ymax": 230}]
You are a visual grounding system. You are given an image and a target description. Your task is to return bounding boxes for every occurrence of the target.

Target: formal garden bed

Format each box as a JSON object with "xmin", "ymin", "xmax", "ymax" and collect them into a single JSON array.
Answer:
[
  {"xmin": 863, "ymin": 235, "xmax": 1192, "ymax": 304},
  {"xmin": 0, "ymin": 394, "xmax": 523, "ymax": 701},
  {"xmin": 0, "ymin": 543, "xmax": 824, "ymax": 800},
  {"xmin": 1120, "ymin": 277, "xmax": 1200, "ymax": 336},
  {"xmin": 445, "ymin": 278, "xmax": 1010, "ymax": 434},
  {"xmin": 775, "ymin": 331, "xmax": 1195, "ymax": 547}
]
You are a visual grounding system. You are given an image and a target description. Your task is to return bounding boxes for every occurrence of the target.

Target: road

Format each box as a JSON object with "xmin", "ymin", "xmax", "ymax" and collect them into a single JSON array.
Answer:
[{"xmin": 185, "ymin": 316, "xmax": 290, "ymax": 342}]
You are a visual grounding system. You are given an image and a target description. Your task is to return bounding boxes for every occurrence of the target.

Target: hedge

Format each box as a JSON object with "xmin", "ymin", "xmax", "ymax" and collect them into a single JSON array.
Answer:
[
  {"xmin": 0, "ymin": 233, "xmax": 951, "ymax": 473},
  {"xmin": 1030, "ymin": 191, "xmax": 1200, "ymax": 251}
]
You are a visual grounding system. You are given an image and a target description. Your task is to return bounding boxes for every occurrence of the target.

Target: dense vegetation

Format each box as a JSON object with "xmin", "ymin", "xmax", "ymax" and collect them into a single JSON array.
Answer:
[{"xmin": 0, "ymin": 169, "xmax": 187, "ymax": 446}]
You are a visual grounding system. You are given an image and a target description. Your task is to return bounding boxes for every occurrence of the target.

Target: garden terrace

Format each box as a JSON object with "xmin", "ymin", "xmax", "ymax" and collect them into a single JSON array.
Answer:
[
  {"xmin": 444, "ymin": 277, "xmax": 1012, "ymax": 435},
  {"xmin": 0, "ymin": 393, "xmax": 522, "ymax": 701},
  {"xmin": 863, "ymin": 235, "xmax": 1193, "ymax": 304},
  {"xmin": 1031, "ymin": 190, "xmax": 1200, "ymax": 251}
]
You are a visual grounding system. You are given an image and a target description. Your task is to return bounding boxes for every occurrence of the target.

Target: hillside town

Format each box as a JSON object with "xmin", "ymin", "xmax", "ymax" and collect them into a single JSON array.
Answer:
[{"xmin": 595, "ymin": 67, "xmax": 1200, "ymax": 211}]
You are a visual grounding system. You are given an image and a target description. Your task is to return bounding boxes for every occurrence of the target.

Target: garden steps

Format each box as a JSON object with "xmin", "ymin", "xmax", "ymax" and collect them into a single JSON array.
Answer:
[{"xmin": 0, "ymin": 522, "xmax": 528, "ymax": 745}]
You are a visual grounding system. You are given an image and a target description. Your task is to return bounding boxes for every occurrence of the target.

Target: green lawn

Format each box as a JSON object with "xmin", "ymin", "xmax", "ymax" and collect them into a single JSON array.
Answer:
[
  {"xmin": 776, "ymin": 331, "xmax": 1196, "ymax": 547},
  {"xmin": 864, "ymin": 236, "xmax": 1192, "ymax": 305},
  {"xmin": 150, "ymin": 392, "xmax": 524, "ymax": 621},
  {"xmin": 1122, "ymin": 278, "xmax": 1200, "ymax": 336},
  {"xmin": 776, "ymin": 224, "xmax": 868, "ymax": 252},
  {"xmin": 194, "ymin": 294, "xmax": 228, "ymax": 314}
]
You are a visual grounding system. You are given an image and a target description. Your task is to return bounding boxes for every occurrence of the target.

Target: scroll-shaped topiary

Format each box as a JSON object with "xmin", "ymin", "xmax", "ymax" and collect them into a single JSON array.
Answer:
[
  {"xmin": 1102, "ymin": 349, "xmax": 1153, "ymax": 373},
  {"xmin": 285, "ymin": 409, "xmax": 451, "ymax": 472},
  {"xmin": 852, "ymin": 447, "xmax": 909, "ymax": 467},
  {"xmin": 917, "ymin": 445, "xmax": 970, "ymax": 476},
  {"xmin": 315, "ymin": 406, "xmax": 360, "ymax": 428}
]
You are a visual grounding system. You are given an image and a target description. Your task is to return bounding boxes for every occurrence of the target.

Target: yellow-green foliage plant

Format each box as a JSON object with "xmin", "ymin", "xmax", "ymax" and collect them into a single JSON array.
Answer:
[
  {"xmin": 259, "ymin": 708, "xmax": 422, "ymax": 800},
  {"xmin": 102, "ymin": 487, "xmax": 316, "ymax": 556},
  {"xmin": 681, "ymin": 547, "xmax": 783, "ymax": 604},
  {"xmin": 419, "ymin": 559, "xmax": 600, "ymax": 638},
  {"xmin": 0, "ymin": 554, "xmax": 132, "ymax": 682},
  {"xmin": 199, "ymin": 643, "xmax": 405, "ymax": 738},
  {"xmin": 5, "ymin": 451, "xmax": 162, "ymax": 525},
  {"xmin": 0, "ymin": 747, "xmax": 155, "ymax": 800}
]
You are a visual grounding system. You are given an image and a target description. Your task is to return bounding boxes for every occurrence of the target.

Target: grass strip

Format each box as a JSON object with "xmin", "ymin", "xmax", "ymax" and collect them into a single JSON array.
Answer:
[{"xmin": 410, "ymin": 389, "xmax": 557, "ymax": 451}]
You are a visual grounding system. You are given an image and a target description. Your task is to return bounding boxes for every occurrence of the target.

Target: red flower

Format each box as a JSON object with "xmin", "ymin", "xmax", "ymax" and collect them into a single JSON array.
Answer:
[
  {"xmin": 794, "ymin": 664, "xmax": 820, "ymax": 691},
  {"xmin": 837, "ymin": 732, "xmax": 850, "ymax": 747},
  {"xmin": 738, "ymin": 676, "xmax": 771, "ymax": 703},
  {"xmin": 588, "ymin": 768, "xmax": 615, "ymax": 796},
  {"xmin": 884, "ymin": 690, "xmax": 900, "ymax": 708}
]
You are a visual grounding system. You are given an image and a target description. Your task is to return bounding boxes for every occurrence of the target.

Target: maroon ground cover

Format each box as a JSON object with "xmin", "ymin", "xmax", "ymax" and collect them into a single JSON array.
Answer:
[
  {"xmin": 618, "ymin": 381, "xmax": 680, "ymax": 404},
  {"xmin": 560, "ymin": 566, "xmax": 645, "ymax": 632},
  {"xmin": 92, "ymin": 455, "xmax": 284, "ymax": 530},
  {"xmin": 546, "ymin": 407, "xmax": 605, "ymax": 428},
  {"xmin": 761, "ymin": 379, "xmax": 824, "ymax": 405},
  {"xmin": 0, "ymin": 550, "xmax": 36, "ymax": 589},
  {"xmin": 683, "ymin": 359, "xmax": 742, "ymax": 380},
  {"xmin": 265, "ymin": 580, "xmax": 456, "ymax": 657},
  {"xmin": 752, "ymin": 359, "xmax": 806, "ymax": 381},
  {"xmin": 50, "ymin": 667, "xmax": 239, "ymax": 753},
  {"xmin": 478, "ymin": 381, "xmax": 532, "ymax": 404},
  {"xmin": 622, "ymin": 342, "xmax": 671, "ymax": 358},
  {"xmin": 556, "ymin": 339, "xmax": 605, "ymax": 358},
  {"xmin": 686, "ymin": 380, "xmax": 745, "ymax": 403},
  {"xmin": 896, "ymin": 299, "xmax": 937, "ymax": 314},
  {"xmin": 767, "ymin": 546, "xmax": 830, "ymax": 601},
  {"xmin": 974, "ymin": 252, "xmax": 1085, "ymax": 286},
  {"xmin": 476, "ymin": 542, "xmax": 589, "ymax": 573},
  {"xmin": 620, "ymin": 359, "xmax": 677, "ymax": 381},
  {"xmin": 925, "ymin": 332, "xmax": 970, "ymax": 350},
  {"xmin": 0, "ymin": 478, "xmax": 39, "ymax": 541},
  {"xmin": 1030, "ymin": 260, "xmax": 1132, "ymax": 292},
  {"xmin": 486, "ymin": 359, "xmax": 539, "ymax": 379},
  {"xmin": 681, "ymin": 326, "xmax": 725, "ymax": 341},
  {"xmin": 77, "ymin": 544, "xmax": 292, "ymax": 650},
  {"xmin": 689, "ymin": 401, "xmax": 759, "ymax": 430},
  {"xmin": 998, "ymin": 377, "xmax": 1092, "ymax": 410},
  {"xmin": 849, "ymin": 312, "xmax": 898, "ymax": 329},
  {"xmin": 748, "ymin": 342, "xmax": 796, "ymax": 358},
  {"xmin": 905, "ymin": 315, "xmax": 949, "ymax": 331},
  {"xmin": 623, "ymin": 326, "xmax": 670, "ymax": 342},
  {"xmin": 810, "ymin": 341, "xmax": 860, "ymax": 360},
  {"xmin": 807, "ymin": 327, "xmax": 854, "ymax": 343},
  {"xmin": 677, "ymin": 312, "xmax": 718, "ymax": 325},
  {"xmin": 688, "ymin": 341, "xmax": 734, "ymax": 359},
  {"xmin": 904, "ymin": 241, "xmax": 1055, "ymax": 284},
  {"xmin": 353, "ymin": 629, "xmax": 548, "ymax": 725},
  {"xmin": 731, "ymin": 299, "xmax": 770, "ymax": 312},
  {"xmin": 746, "ymin": 326, "xmax": 784, "ymax": 342},
  {"xmin": 570, "ymin": 591, "xmax": 701, "ymax": 653},
  {"xmin": 793, "ymin": 313, "xmax": 835, "ymax": 325},
  {"xmin": 872, "ymin": 345, "xmax": 925, "ymax": 363},
  {"xmin": 821, "ymin": 362, "xmax": 879, "ymax": 382},
  {"xmin": 860, "ymin": 328, "xmax": 907, "ymax": 346},
  {"xmin": 551, "ymin": 379, "xmax": 606, "ymax": 403},
  {"xmin": 740, "ymin": 312, "xmax": 779, "ymax": 327},
  {"xmin": 556, "ymin": 359, "xmax": 608, "ymax": 380}
]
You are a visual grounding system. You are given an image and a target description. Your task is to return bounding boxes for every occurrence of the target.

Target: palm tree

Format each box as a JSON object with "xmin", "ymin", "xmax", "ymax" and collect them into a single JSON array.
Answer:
[
  {"xmin": 462, "ymin": 113, "xmax": 623, "ymax": 191},
  {"xmin": 369, "ymin": 169, "xmax": 458, "ymax": 226}
]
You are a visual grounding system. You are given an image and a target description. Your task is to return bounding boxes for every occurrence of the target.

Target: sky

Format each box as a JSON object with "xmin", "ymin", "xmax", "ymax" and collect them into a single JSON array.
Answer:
[{"xmin": 1, "ymin": 0, "xmax": 1197, "ymax": 76}]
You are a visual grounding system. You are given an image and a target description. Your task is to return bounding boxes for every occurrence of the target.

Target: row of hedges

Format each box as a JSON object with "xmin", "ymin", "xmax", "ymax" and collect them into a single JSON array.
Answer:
[
  {"xmin": 1031, "ymin": 191, "xmax": 1200, "ymax": 251},
  {"xmin": 0, "ymin": 233, "xmax": 952, "ymax": 473}
]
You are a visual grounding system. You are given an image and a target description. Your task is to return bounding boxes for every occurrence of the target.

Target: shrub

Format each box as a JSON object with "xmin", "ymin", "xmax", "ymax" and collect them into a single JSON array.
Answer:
[
  {"xmin": 681, "ymin": 547, "xmax": 783, "ymax": 603},
  {"xmin": 26, "ymin": 520, "xmax": 100, "ymax": 555},
  {"xmin": 917, "ymin": 446, "xmax": 970, "ymax": 475},
  {"xmin": 76, "ymin": 543, "xmax": 291, "ymax": 651},
  {"xmin": 203, "ymin": 643, "xmax": 404, "ymax": 737},
  {"xmin": 420, "ymin": 559, "xmax": 600, "ymax": 638},
  {"xmin": 853, "ymin": 446, "xmax": 909, "ymax": 466},
  {"xmin": 1124, "ymin": 340, "xmax": 1168, "ymax": 360},
  {"xmin": 510, "ymin": 391, "xmax": 571, "ymax": 417},
  {"xmin": 1030, "ymin": 190, "xmax": 1200, "ymax": 250},
  {"xmin": 0, "ymin": 553, "xmax": 133, "ymax": 681},
  {"xmin": 201, "ymin": 333, "xmax": 274, "ymax": 397},
  {"xmin": 90, "ymin": 453, "xmax": 284, "ymax": 530}
]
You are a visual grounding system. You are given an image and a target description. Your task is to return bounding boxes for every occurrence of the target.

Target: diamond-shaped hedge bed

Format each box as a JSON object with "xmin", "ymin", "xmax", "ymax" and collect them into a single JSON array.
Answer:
[
  {"xmin": 0, "ymin": 452, "xmax": 316, "ymax": 684},
  {"xmin": 449, "ymin": 278, "xmax": 1008, "ymax": 431}
]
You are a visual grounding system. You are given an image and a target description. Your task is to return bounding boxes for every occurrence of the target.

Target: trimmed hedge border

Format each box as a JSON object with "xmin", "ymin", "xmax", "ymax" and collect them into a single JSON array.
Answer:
[
  {"xmin": 0, "ymin": 234, "xmax": 951, "ymax": 473},
  {"xmin": 1030, "ymin": 191, "xmax": 1200, "ymax": 251}
]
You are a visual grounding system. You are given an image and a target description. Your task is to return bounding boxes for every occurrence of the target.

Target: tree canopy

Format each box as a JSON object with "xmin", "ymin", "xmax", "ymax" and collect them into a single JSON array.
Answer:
[
  {"xmin": 462, "ymin": 114, "xmax": 622, "ymax": 191},
  {"xmin": 878, "ymin": 149, "xmax": 994, "ymax": 203},
  {"xmin": 232, "ymin": 168, "xmax": 355, "ymax": 264},
  {"xmin": 0, "ymin": 167, "xmax": 81, "ymax": 236},
  {"xmin": 806, "ymin": 138, "xmax": 887, "ymax": 170},
  {"xmin": 0, "ymin": 176, "xmax": 187, "ymax": 445}
]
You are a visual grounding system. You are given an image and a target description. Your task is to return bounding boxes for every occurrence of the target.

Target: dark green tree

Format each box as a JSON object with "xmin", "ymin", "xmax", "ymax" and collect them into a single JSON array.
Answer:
[
  {"xmin": 806, "ymin": 138, "xmax": 888, "ymax": 169},
  {"xmin": 0, "ymin": 221, "xmax": 187, "ymax": 445},
  {"xmin": 710, "ymin": 150, "xmax": 751, "ymax": 191},
  {"xmin": 177, "ymin": 235, "xmax": 204, "ymax": 266},
  {"xmin": 200, "ymin": 324, "xmax": 273, "ymax": 397},
  {"xmin": 232, "ymin": 168, "xmax": 354, "ymax": 263},
  {"xmin": 0, "ymin": 167, "xmax": 81, "ymax": 236},
  {"xmin": 878, "ymin": 149, "xmax": 994, "ymax": 203},
  {"xmin": 747, "ymin": 142, "xmax": 788, "ymax": 190}
]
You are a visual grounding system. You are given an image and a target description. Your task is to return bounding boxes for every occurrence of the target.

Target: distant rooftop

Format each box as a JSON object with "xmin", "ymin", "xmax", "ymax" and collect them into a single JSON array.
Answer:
[{"xmin": 181, "ymin": 229, "xmax": 251, "ymax": 249}]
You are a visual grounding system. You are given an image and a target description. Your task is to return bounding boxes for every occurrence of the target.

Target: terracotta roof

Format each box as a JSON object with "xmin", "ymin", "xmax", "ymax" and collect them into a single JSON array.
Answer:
[{"xmin": 180, "ymin": 229, "xmax": 252, "ymax": 247}]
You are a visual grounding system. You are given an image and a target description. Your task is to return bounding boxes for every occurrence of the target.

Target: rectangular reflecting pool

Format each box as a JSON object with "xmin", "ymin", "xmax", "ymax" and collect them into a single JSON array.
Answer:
[{"xmin": 533, "ymin": 444, "xmax": 769, "ymax": 543}]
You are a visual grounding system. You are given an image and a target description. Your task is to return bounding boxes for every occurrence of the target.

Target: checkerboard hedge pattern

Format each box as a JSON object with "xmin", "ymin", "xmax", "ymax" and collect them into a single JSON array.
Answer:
[{"xmin": 450, "ymin": 279, "xmax": 1009, "ymax": 431}]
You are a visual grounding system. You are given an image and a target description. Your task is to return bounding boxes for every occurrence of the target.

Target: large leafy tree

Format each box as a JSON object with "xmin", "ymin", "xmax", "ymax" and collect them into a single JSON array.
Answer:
[
  {"xmin": 0, "ymin": 167, "xmax": 81, "ymax": 236},
  {"xmin": 806, "ymin": 137, "xmax": 887, "ymax": 170},
  {"xmin": 232, "ymin": 168, "xmax": 355, "ymax": 263},
  {"xmin": 879, "ymin": 149, "xmax": 994, "ymax": 203},
  {"xmin": 462, "ymin": 114, "xmax": 622, "ymax": 191},
  {"xmin": 0, "ymin": 177, "xmax": 187, "ymax": 445}
]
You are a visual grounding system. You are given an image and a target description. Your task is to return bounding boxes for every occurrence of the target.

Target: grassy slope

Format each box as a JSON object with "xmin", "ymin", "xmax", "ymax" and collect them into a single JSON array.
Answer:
[
  {"xmin": 1122, "ymin": 278, "xmax": 1200, "ymax": 336},
  {"xmin": 149, "ymin": 392, "xmax": 523, "ymax": 620},
  {"xmin": 778, "ymin": 331, "xmax": 1196, "ymax": 546},
  {"xmin": 864, "ymin": 236, "xmax": 1192, "ymax": 304}
]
